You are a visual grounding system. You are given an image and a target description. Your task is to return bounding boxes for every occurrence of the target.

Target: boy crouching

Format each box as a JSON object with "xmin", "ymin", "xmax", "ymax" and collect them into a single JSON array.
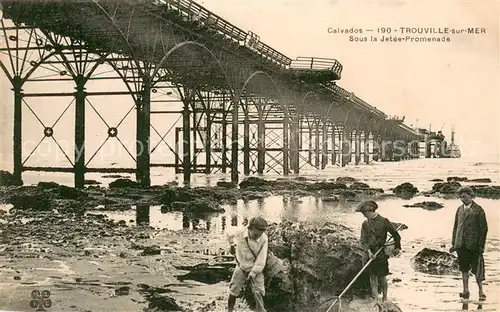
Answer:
[{"xmin": 226, "ymin": 217, "xmax": 268, "ymax": 312}]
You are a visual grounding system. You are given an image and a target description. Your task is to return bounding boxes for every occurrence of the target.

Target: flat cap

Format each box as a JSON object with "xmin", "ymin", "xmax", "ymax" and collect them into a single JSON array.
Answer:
[
  {"xmin": 248, "ymin": 216, "xmax": 268, "ymax": 230},
  {"xmin": 356, "ymin": 200, "xmax": 378, "ymax": 212},
  {"xmin": 456, "ymin": 186, "xmax": 474, "ymax": 195}
]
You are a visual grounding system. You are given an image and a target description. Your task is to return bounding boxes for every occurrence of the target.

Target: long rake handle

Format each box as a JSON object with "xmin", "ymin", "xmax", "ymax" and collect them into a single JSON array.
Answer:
[
  {"xmin": 324, "ymin": 225, "xmax": 404, "ymax": 312},
  {"xmin": 248, "ymin": 278, "xmax": 267, "ymax": 312}
]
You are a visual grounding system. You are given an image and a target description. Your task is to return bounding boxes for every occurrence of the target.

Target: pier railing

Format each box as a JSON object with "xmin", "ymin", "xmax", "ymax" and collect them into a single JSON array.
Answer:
[
  {"xmin": 153, "ymin": 0, "xmax": 292, "ymax": 67},
  {"xmin": 290, "ymin": 56, "xmax": 343, "ymax": 76},
  {"xmin": 148, "ymin": 1, "xmax": 389, "ymax": 121},
  {"xmin": 324, "ymin": 83, "xmax": 387, "ymax": 119}
]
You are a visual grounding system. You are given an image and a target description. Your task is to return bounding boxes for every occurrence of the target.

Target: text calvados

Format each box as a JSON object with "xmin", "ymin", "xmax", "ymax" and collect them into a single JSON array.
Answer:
[{"xmin": 328, "ymin": 27, "xmax": 363, "ymax": 34}]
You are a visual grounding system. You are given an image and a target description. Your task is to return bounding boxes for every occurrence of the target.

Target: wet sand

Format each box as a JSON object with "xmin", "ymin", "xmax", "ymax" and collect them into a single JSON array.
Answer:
[{"xmin": 0, "ymin": 214, "xmax": 236, "ymax": 312}]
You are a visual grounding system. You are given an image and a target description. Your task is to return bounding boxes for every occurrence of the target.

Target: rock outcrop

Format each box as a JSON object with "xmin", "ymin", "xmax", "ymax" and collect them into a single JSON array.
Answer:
[
  {"xmin": 242, "ymin": 221, "xmax": 372, "ymax": 312},
  {"xmin": 392, "ymin": 182, "xmax": 419, "ymax": 199},
  {"xmin": 447, "ymin": 177, "xmax": 468, "ymax": 182},
  {"xmin": 432, "ymin": 181, "xmax": 461, "ymax": 194},
  {"xmin": 403, "ymin": 201, "xmax": 444, "ymax": 211},
  {"xmin": 238, "ymin": 177, "xmax": 384, "ymax": 201},
  {"xmin": 468, "ymin": 178, "xmax": 492, "ymax": 183},
  {"xmin": 411, "ymin": 248, "xmax": 459, "ymax": 275},
  {"xmin": 109, "ymin": 178, "xmax": 141, "ymax": 188},
  {"xmin": 470, "ymin": 185, "xmax": 500, "ymax": 199},
  {"xmin": 0, "ymin": 171, "xmax": 22, "ymax": 186},
  {"xmin": 446, "ymin": 176, "xmax": 492, "ymax": 183},
  {"xmin": 431, "ymin": 182, "xmax": 500, "ymax": 199}
]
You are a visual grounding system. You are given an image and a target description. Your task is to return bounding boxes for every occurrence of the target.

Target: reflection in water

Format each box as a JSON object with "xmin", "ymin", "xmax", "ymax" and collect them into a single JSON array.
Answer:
[
  {"xmin": 136, "ymin": 205, "xmax": 150, "ymax": 226},
  {"xmin": 182, "ymin": 215, "xmax": 190, "ymax": 229},
  {"xmin": 221, "ymin": 216, "xmax": 226, "ymax": 232},
  {"xmin": 91, "ymin": 195, "xmax": 343, "ymax": 233},
  {"xmin": 109, "ymin": 195, "xmax": 353, "ymax": 234},
  {"xmin": 462, "ymin": 302, "xmax": 483, "ymax": 310}
]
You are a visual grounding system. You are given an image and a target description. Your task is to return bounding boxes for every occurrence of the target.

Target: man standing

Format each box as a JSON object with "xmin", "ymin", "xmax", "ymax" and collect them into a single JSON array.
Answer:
[
  {"xmin": 357, "ymin": 200, "xmax": 401, "ymax": 302},
  {"xmin": 226, "ymin": 216, "xmax": 268, "ymax": 312},
  {"xmin": 449, "ymin": 186, "xmax": 488, "ymax": 301}
]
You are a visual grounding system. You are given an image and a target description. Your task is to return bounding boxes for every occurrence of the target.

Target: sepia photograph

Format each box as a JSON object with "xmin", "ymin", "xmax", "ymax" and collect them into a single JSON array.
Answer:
[{"xmin": 0, "ymin": 0, "xmax": 498, "ymax": 311}]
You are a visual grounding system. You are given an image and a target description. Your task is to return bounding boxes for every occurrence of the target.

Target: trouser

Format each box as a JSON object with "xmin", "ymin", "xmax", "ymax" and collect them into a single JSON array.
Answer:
[
  {"xmin": 457, "ymin": 248, "xmax": 485, "ymax": 282},
  {"xmin": 229, "ymin": 266, "xmax": 266, "ymax": 311}
]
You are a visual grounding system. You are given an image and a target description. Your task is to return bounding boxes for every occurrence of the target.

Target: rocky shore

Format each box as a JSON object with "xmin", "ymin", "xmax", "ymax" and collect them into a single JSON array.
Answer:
[{"xmin": 1, "ymin": 170, "xmax": 498, "ymax": 311}]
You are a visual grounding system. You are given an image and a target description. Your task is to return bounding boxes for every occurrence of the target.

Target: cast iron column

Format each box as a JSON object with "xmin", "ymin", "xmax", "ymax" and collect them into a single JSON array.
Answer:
[
  {"xmin": 231, "ymin": 96, "xmax": 239, "ymax": 183},
  {"xmin": 74, "ymin": 75, "xmax": 86, "ymax": 188},
  {"xmin": 12, "ymin": 75, "xmax": 23, "ymax": 183},
  {"xmin": 182, "ymin": 97, "xmax": 191, "ymax": 184},
  {"xmin": 283, "ymin": 109, "xmax": 289, "ymax": 175}
]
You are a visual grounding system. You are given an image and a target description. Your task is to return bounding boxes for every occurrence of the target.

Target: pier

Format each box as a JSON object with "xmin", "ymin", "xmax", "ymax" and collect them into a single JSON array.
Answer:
[{"xmin": 0, "ymin": 0, "xmax": 420, "ymax": 188}]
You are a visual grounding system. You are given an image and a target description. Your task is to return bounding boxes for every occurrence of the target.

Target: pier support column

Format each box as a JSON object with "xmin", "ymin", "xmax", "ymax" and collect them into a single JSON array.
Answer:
[
  {"xmin": 389, "ymin": 139, "xmax": 395, "ymax": 161},
  {"xmin": 136, "ymin": 76, "xmax": 152, "ymax": 188},
  {"xmin": 393, "ymin": 139, "xmax": 403, "ymax": 161},
  {"xmin": 381, "ymin": 138, "xmax": 394, "ymax": 161},
  {"xmin": 243, "ymin": 114, "xmax": 250, "ymax": 175},
  {"xmin": 373, "ymin": 135, "xmax": 380, "ymax": 161},
  {"xmin": 205, "ymin": 111, "xmax": 212, "ymax": 174},
  {"xmin": 381, "ymin": 138, "xmax": 388, "ymax": 161},
  {"xmin": 341, "ymin": 130, "xmax": 350, "ymax": 167},
  {"xmin": 231, "ymin": 96, "xmax": 239, "ymax": 184},
  {"xmin": 425, "ymin": 137, "xmax": 432, "ymax": 158},
  {"xmin": 222, "ymin": 121, "xmax": 227, "ymax": 172},
  {"xmin": 321, "ymin": 120, "xmax": 328, "ymax": 169},
  {"xmin": 401, "ymin": 140, "xmax": 409, "ymax": 160},
  {"xmin": 337, "ymin": 130, "xmax": 342, "ymax": 164},
  {"xmin": 331, "ymin": 126, "xmax": 336, "ymax": 165},
  {"xmin": 349, "ymin": 131, "xmax": 355, "ymax": 164},
  {"xmin": 74, "ymin": 75, "xmax": 86, "ymax": 188},
  {"xmin": 364, "ymin": 131, "xmax": 370, "ymax": 164},
  {"xmin": 411, "ymin": 141, "xmax": 420, "ymax": 158},
  {"xmin": 182, "ymin": 95, "xmax": 191, "ymax": 184},
  {"xmin": 175, "ymin": 129, "xmax": 180, "ymax": 173},
  {"xmin": 355, "ymin": 128, "xmax": 361, "ymax": 165},
  {"xmin": 290, "ymin": 116, "xmax": 300, "ymax": 174},
  {"xmin": 315, "ymin": 120, "xmax": 320, "ymax": 168},
  {"xmin": 12, "ymin": 76, "xmax": 23, "ymax": 184},
  {"xmin": 192, "ymin": 105, "xmax": 198, "ymax": 172},
  {"xmin": 257, "ymin": 109, "xmax": 265, "ymax": 174},
  {"xmin": 283, "ymin": 108, "xmax": 289, "ymax": 176},
  {"xmin": 308, "ymin": 124, "xmax": 313, "ymax": 165}
]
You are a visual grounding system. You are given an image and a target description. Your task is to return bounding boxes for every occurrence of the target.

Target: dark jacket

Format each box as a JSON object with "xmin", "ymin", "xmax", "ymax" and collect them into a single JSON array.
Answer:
[
  {"xmin": 360, "ymin": 214, "xmax": 401, "ymax": 254},
  {"xmin": 452, "ymin": 201, "xmax": 488, "ymax": 252}
]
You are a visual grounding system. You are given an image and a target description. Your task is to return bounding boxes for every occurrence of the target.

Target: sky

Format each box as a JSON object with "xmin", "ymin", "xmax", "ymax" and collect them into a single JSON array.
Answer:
[
  {"xmin": 0, "ymin": 0, "xmax": 499, "ymax": 164},
  {"xmin": 196, "ymin": 0, "xmax": 500, "ymax": 160}
]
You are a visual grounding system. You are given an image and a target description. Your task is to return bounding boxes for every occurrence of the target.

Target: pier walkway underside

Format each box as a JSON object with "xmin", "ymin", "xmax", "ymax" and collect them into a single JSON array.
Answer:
[{"xmin": 0, "ymin": 0, "xmax": 420, "ymax": 187}]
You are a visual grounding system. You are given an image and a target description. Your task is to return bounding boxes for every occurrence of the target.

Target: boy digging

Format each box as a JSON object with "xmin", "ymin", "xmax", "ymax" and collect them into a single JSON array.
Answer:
[{"xmin": 226, "ymin": 217, "xmax": 268, "ymax": 312}]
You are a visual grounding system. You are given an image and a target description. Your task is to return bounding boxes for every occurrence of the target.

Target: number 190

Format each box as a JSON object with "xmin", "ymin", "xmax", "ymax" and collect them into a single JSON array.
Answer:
[{"xmin": 378, "ymin": 27, "xmax": 392, "ymax": 34}]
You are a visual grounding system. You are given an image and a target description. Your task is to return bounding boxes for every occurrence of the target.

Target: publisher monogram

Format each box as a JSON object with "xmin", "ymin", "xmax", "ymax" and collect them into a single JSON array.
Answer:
[{"xmin": 30, "ymin": 290, "xmax": 52, "ymax": 311}]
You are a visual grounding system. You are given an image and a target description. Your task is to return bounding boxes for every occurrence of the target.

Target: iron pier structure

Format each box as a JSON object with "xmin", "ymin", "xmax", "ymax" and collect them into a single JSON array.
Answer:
[{"xmin": 0, "ymin": 0, "xmax": 420, "ymax": 188}]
